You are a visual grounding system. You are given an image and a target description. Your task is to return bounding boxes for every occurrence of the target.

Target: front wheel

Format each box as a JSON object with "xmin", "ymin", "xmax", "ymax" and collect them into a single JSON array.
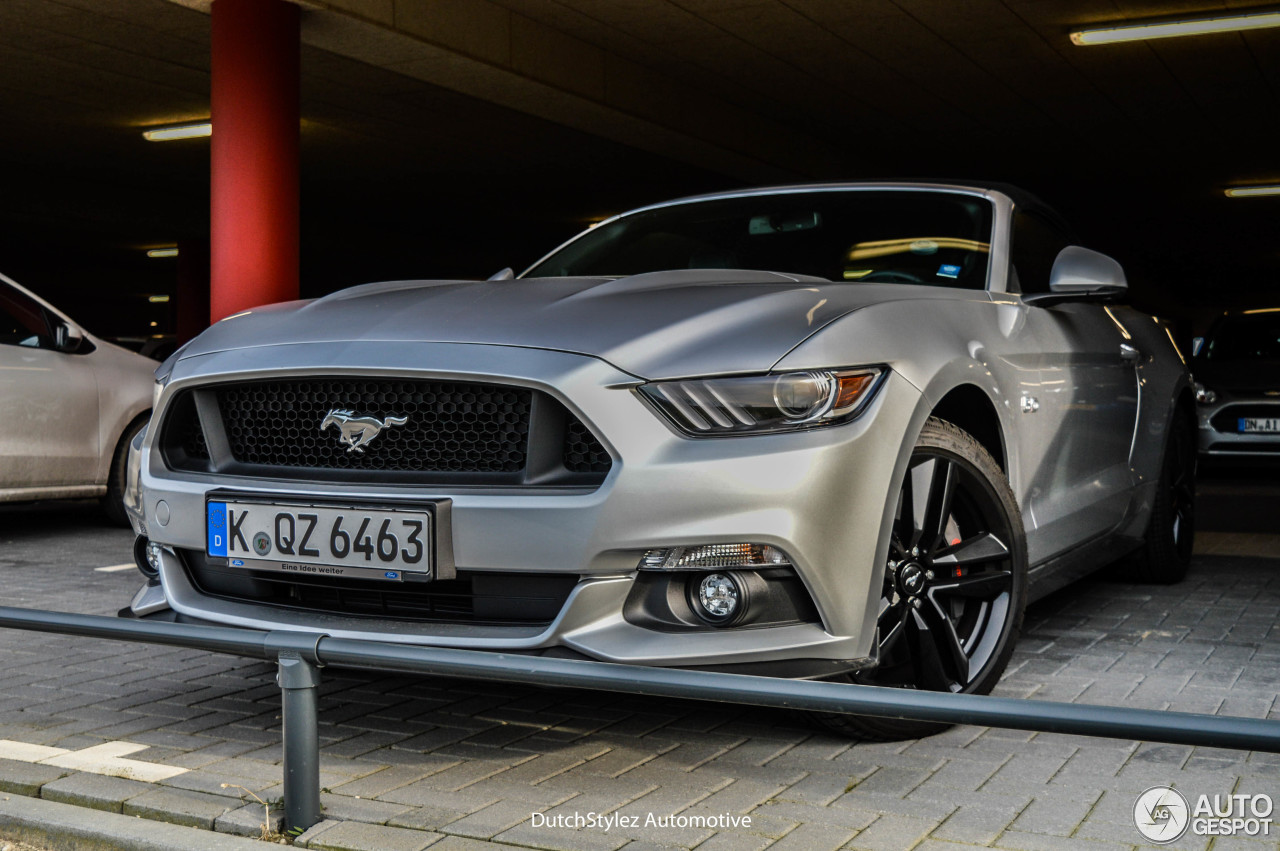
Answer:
[{"xmin": 813, "ymin": 418, "xmax": 1028, "ymax": 741}]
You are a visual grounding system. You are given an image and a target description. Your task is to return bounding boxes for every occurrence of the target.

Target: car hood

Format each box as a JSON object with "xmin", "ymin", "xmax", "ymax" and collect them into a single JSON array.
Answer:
[
  {"xmin": 177, "ymin": 270, "xmax": 979, "ymax": 379},
  {"xmin": 1194, "ymin": 359, "xmax": 1280, "ymax": 396}
]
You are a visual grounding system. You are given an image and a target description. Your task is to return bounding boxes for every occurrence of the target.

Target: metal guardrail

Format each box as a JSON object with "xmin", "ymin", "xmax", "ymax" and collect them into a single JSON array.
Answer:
[{"xmin": 1, "ymin": 604, "xmax": 1278, "ymax": 831}]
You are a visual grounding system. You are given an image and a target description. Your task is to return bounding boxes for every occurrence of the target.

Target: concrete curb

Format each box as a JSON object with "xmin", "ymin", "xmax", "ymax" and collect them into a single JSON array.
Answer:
[{"xmin": 0, "ymin": 794, "xmax": 271, "ymax": 851}]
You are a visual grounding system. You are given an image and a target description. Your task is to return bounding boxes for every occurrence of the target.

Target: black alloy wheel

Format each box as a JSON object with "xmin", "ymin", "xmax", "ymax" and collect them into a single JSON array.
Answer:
[{"xmin": 813, "ymin": 418, "xmax": 1028, "ymax": 741}]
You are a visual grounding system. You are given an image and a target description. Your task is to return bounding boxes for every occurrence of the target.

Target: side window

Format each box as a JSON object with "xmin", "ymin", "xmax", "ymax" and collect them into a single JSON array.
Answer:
[
  {"xmin": 1011, "ymin": 210, "xmax": 1072, "ymax": 294},
  {"xmin": 0, "ymin": 285, "xmax": 54, "ymax": 349}
]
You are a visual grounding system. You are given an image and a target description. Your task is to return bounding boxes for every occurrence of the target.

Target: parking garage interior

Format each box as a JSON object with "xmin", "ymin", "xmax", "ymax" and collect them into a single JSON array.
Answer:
[
  {"xmin": 1, "ymin": 0, "xmax": 1278, "ymax": 341},
  {"xmin": 1, "ymin": 1, "xmax": 1279, "ymax": 848}
]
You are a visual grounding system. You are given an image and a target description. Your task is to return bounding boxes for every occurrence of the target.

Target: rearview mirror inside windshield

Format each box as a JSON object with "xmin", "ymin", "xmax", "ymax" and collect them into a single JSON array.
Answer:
[{"xmin": 748, "ymin": 211, "xmax": 822, "ymax": 235}]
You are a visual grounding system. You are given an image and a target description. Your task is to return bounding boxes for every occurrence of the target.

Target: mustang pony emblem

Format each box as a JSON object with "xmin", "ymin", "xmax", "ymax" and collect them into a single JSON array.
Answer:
[{"xmin": 320, "ymin": 409, "xmax": 408, "ymax": 453}]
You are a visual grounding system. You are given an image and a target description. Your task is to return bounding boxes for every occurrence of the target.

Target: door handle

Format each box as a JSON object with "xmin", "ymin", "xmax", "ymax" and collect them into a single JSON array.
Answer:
[{"xmin": 1119, "ymin": 343, "xmax": 1141, "ymax": 362}]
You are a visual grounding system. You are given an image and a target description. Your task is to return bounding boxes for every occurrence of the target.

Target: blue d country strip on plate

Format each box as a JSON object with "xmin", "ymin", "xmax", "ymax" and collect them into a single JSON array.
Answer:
[{"xmin": 206, "ymin": 501, "xmax": 433, "ymax": 582}]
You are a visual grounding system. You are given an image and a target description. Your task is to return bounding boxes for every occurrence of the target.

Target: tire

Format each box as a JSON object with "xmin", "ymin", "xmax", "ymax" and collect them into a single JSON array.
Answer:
[
  {"xmin": 101, "ymin": 416, "xmax": 147, "ymax": 527},
  {"xmin": 1118, "ymin": 418, "xmax": 1195, "ymax": 584},
  {"xmin": 812, "ymin": 418, "xmax": 1028, "ymax": 741}
]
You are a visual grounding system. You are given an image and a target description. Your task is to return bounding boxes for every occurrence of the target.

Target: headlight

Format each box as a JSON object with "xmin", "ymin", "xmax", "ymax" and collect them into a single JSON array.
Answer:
[
  {"xmin": 638, "ymin": 368, "xmax": 883, "ymax": 436},
  {"xmin": 1193, "ymin": 382, "xmax": 1217, "ymax": 405}
]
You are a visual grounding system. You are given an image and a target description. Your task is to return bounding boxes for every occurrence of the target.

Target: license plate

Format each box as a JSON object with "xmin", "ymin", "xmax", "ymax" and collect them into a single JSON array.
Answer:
[
  {"xmin": 206, "ymin": 501, "xmax": 432, "ymax": 581},
  {"xmin": 1239, "ymin": 417, "xmax": 1280, "ymax": 434}
]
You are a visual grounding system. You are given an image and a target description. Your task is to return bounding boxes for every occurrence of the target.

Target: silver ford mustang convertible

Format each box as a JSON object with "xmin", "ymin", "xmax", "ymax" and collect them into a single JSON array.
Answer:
[{"xmin": 127, "ymin": 182, "xmax": 1195, "ymax": 739}]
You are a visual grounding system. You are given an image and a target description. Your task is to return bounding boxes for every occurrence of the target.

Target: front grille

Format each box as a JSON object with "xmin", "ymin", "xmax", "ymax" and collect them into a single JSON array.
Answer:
[
  {"xmin": 160, "ymin": 377, "xmax": 612, "ymax": 486},
  {"xmin": 1210, "ymin": 403, "xmax": 1280, "ymax": 433},
  {"xmin": 220, "ymin": 379, "xmax": 531, "ymax": 473},
  {"xmin": 564, "ymin": 417, "xmax": 611, "ymax": 473},
  {"xmin": 180, "ymin": 549, "xmax": 577, "ymax": 626}
]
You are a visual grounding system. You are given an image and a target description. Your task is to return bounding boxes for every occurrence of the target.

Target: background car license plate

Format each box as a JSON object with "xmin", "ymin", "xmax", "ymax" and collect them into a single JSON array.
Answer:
[
  {"xmin": 206, "ymin": 501, "xmax": 432, "ymax": 581},
  {"xmin": 1239, "ymin": 417, "xmax": 1280, "ymax": 433}
]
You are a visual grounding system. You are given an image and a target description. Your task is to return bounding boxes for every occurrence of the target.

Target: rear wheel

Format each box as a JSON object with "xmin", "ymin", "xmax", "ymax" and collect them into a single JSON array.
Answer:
[
  {"xmin": 101, "ymin": 417, "xmax": 147, "ymax": 527},
  {"xmin": 1119, "ymin": 418, "xmax": 1195, "ymax": 584},
  {"xmin": 813, "ymin": 418, "xmax": 1028, "ymax": 741}
]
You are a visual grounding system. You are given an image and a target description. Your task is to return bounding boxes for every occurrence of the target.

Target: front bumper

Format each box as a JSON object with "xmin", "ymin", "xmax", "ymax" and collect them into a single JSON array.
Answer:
[
  {"xmin": 1197, "ymin": 396, "xmax": 1280, "ymax": 458},
  {"xmin": 136, "ymin": 341, "xmax": 921, "ymax": 669}
]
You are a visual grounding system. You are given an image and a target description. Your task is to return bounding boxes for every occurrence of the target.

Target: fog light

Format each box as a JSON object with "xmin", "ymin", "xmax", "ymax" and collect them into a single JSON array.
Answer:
[
  {"xmin": 691, "ymin": 572, "xmax": 746, "ymax": 625},
  {"xmin": 639, "ymin": 543, "xmax": 791, "ymax": 571},
  {"xmin": 133, "ymin": 536, "xmax": 161, "ymax": 581}
]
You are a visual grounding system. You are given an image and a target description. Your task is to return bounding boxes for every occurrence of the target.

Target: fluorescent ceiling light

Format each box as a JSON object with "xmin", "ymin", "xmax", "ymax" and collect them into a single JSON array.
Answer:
[
  {"xmin": 1071, "ymin": 10, "xmax": 1280, "ymax": 45},
  {"xmin": 142, "ymin": 122, "xmax": 211, "ymax": 142},
  {"xmin": 1224, "ymin": 185, "xmax": 1280, "ymax": 197},
  {"xmin": 146, "ymin": 248, "xmax": 179, "ymax": 258},
  {"xmin": 148, "ymin": 295, "xmax": 170, "ymax": 303}
]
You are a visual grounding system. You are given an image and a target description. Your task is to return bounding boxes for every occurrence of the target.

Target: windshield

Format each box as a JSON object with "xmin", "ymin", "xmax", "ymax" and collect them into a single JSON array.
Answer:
[
  {"xmin": 1203, "ymin": 314, "xmax": 1280, "ymax": 361},
  {"xmin": 524, "ymin": 189, "xmax": 995, "ymax": 288}
]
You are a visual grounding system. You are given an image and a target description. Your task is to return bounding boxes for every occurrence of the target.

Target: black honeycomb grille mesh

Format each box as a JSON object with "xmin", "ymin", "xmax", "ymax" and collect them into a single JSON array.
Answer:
[
  {"xmin": 564, "ymin": 416, "xmax": 611, "ymax": 473},
  {"xmin": 217, "ymin": 379, "xmax": 531, "ymax": 473},
  {"xmin": 185, "ymin": 411, "xmax": 211, "ymax": 460}
]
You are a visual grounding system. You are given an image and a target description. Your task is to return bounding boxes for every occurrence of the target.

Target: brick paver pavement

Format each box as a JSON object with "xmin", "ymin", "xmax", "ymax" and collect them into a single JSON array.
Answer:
[{"xmin": 0, "ymin": 502, "xmax": 1276, "ymax": 850}]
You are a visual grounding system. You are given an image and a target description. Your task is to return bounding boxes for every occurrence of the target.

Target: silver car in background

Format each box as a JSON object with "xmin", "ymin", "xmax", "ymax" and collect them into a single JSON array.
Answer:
[
  {"xmin": 0, "ymin": 272, "xmax": 155, "ymax": 523},
  {"xmin": 1192, "ymin": 309, "xmax": 1280, "ymax": 460},
  {"xmin": 128, "ymin": 183, "xmax": 1194, "ymax": 740}
]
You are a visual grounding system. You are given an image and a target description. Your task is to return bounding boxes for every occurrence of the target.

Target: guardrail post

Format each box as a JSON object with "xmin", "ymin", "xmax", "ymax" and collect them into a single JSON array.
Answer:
[{"xmin": 276, "ymin": 650, "xmax": 321, "ymax": 831}]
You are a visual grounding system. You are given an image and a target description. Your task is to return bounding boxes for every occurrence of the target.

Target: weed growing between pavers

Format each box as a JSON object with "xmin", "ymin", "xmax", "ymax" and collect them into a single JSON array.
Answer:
[{"xmin": 222, "ymin": 782, "xmax": 289, "ymax": 843}]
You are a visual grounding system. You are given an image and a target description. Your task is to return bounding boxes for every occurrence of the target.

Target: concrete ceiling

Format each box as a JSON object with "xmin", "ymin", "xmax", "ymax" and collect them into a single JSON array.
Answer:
[{"xmin": 0, "ymin": 0, "xmax": 1277, "ymax": 337}]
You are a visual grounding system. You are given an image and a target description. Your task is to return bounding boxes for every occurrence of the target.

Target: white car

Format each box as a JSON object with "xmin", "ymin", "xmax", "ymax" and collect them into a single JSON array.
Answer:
[{"xmin": 0, "ymin": 272, "xmax": 155, "ymax": 522}]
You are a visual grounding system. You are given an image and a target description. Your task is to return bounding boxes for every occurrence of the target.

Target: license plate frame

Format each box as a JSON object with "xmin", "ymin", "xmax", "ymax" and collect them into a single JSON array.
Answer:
[
  {"xmin": 204, "ymin": 494, "xmax": 455, "ymax": 582},
  {"xmin": 1238, "ymin": 417, "xmax": 1280, "ymax": 434}
]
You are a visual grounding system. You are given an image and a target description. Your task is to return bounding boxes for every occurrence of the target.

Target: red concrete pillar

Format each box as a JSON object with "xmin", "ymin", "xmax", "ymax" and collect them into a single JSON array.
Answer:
[{"xmin": 210, "ymin": 0, "xmax": 300, "ymax": 323}]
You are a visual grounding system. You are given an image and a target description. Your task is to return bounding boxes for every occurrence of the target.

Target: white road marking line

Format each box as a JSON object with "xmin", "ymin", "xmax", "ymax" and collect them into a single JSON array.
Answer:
[
  {"xmin": 0, "ymin": 739, "xmax": 188, "ymax": 782},
  {"xmin": 0, "ymin": 740, "xmax": 68, "ymax": 762},
  {"xmin": 94, "ymin": 563, "xmax": 135, "ymax": 573}
]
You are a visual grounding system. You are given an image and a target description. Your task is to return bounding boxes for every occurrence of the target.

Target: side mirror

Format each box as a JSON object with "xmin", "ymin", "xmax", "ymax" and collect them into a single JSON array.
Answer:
[
  {"xmin": 487, "ymin": 267, "xmax": 515, "ymax": 281},
  {"xmin": 1050, "ymin": 246, "xmax": 1127, "ymax": 293},
  {"xmin": 1024, "ymin": 246, "xmax": 1127, "ymax": 307},
  {"xmin": 53, "ymin": 320, "xmax": 84, "ymax": 353}
]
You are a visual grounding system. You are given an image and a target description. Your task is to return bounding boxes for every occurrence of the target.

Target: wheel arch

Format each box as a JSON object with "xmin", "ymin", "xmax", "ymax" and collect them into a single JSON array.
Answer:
[
  {"xmin": 929, "ymin": 384, "xmax": 1007, "ymax": 473},
  {"xmin": 889, "ymin": 368, "xmax": 1018, "ymax": 529}
]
